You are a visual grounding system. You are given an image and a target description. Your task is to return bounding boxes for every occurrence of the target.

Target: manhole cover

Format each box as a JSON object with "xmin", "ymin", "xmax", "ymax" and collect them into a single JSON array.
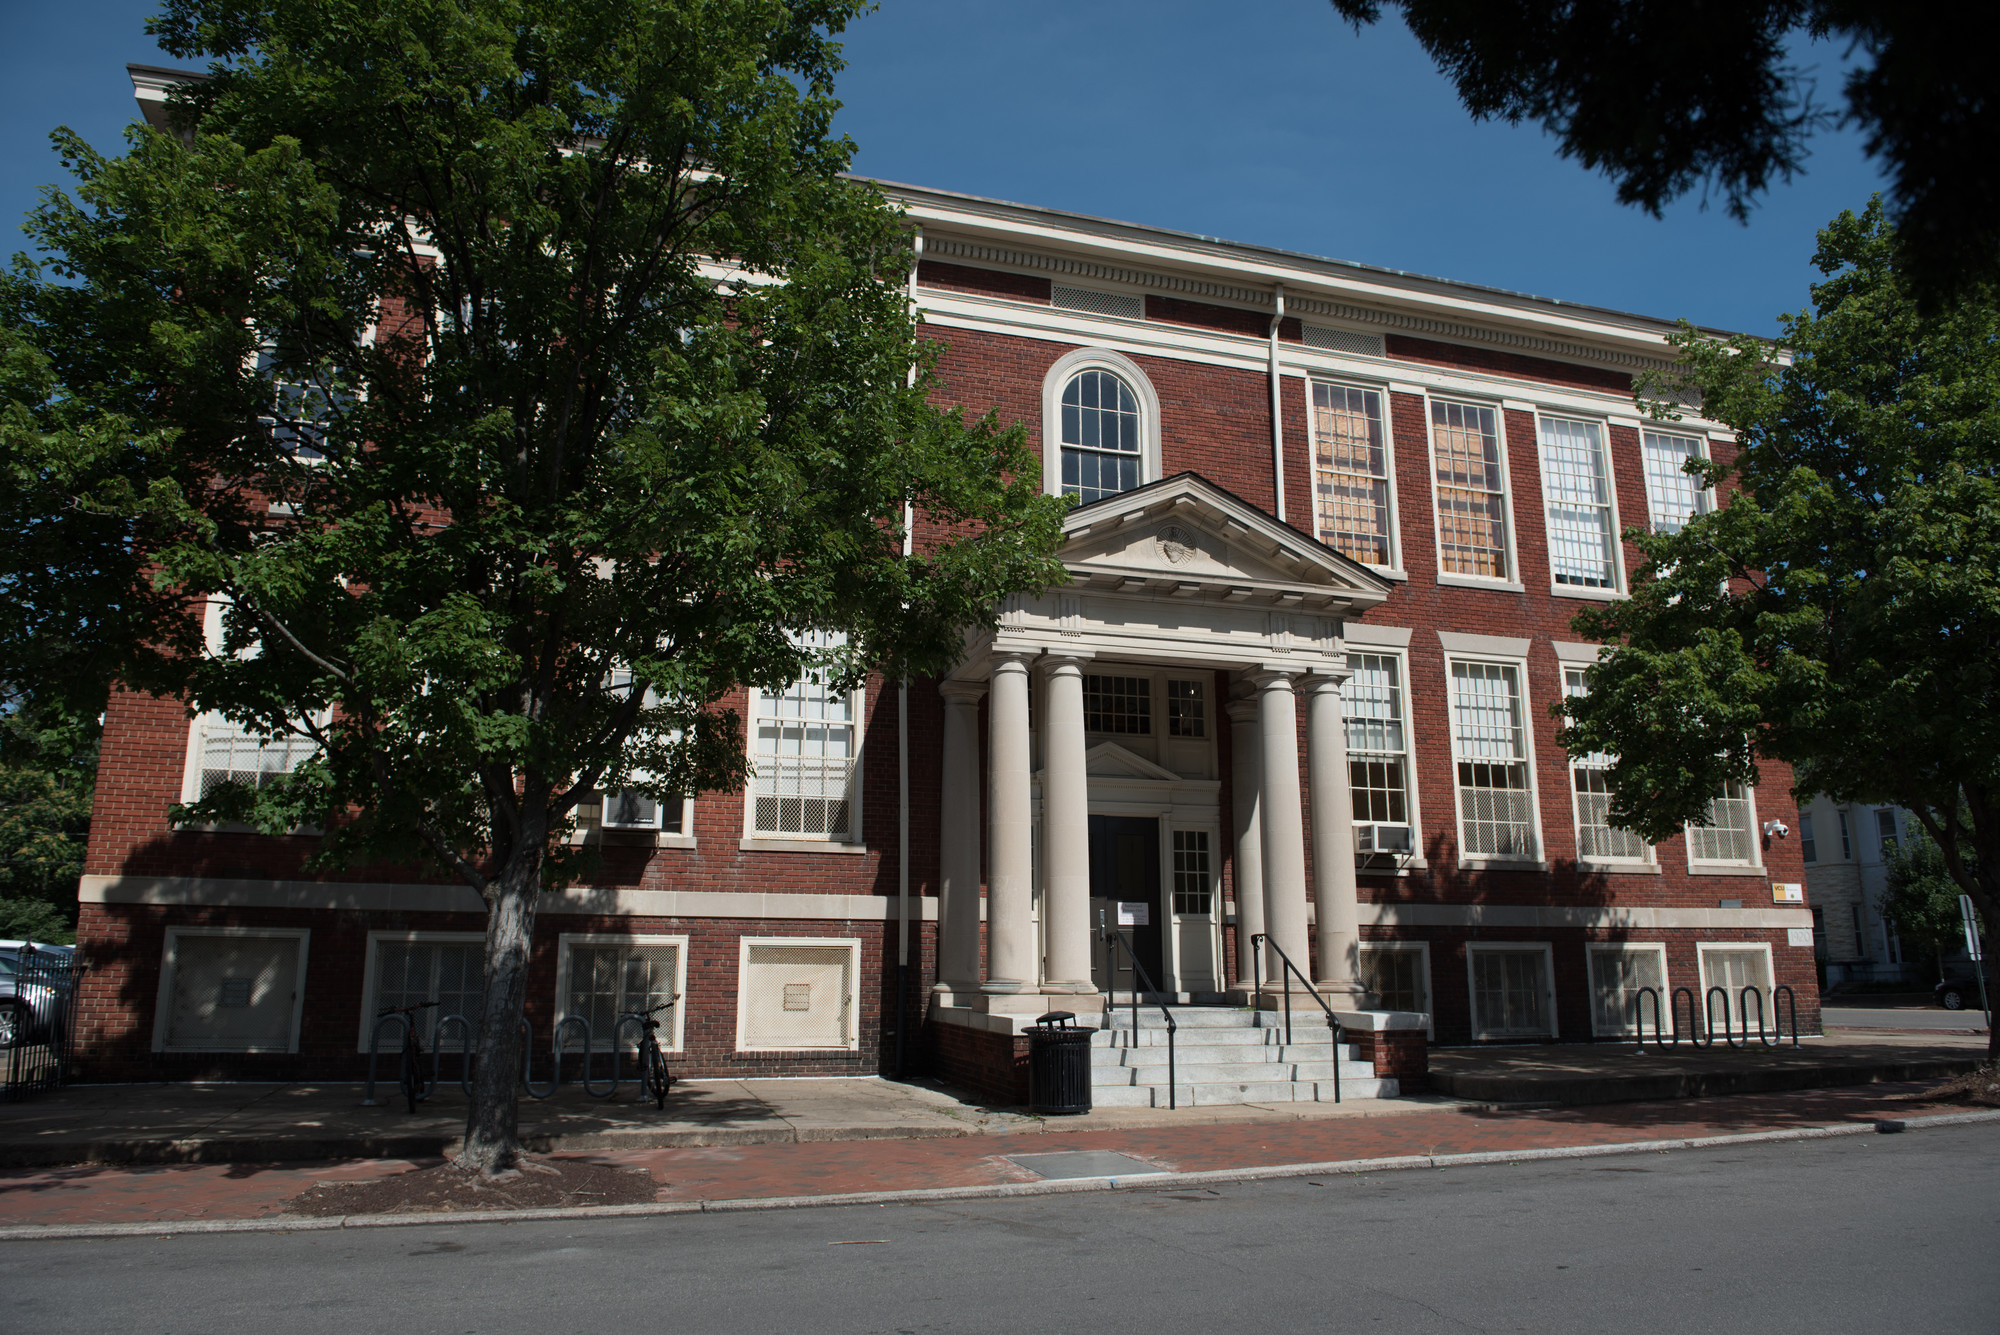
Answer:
[{"xmin": 1005, "ymin": 1150, "xmax": 1164, "ymax": 1180}]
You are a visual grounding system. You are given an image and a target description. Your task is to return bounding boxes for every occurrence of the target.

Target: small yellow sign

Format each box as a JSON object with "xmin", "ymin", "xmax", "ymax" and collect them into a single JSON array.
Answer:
[{"xmin": 1771, "ymin": 882, "xmax": 1804, "ymax": 904}]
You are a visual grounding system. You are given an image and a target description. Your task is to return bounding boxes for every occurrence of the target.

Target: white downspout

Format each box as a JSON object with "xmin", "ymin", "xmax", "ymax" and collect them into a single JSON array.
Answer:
[
  {"xmin": 895, "ymin": 228, "xmax": 922, "ymax": 1074},
  {"xmin": 1269, "ymin": 283, "xmax": 1287, "ymax": 523}
]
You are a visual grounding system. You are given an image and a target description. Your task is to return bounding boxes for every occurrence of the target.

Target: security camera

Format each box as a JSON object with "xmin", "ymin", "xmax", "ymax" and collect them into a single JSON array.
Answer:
[{"xmin": 1763, "ymin": 819, "xmax": 1790, "ymax": 839}]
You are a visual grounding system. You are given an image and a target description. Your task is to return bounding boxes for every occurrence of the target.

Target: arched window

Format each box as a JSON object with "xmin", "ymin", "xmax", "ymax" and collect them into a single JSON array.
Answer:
[{"xmin": 1060, "ymin": 369, "xmax": 1143, "ymax": 503}]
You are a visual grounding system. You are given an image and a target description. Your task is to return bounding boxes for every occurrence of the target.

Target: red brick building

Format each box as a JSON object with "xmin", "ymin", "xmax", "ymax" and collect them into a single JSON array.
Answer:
[{"xmin": 73, "ymin": 99, "xmax": 1817, "ymax": 1101}]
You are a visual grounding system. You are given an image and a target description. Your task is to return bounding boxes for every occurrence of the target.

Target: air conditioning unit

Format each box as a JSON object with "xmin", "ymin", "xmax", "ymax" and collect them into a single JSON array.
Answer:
[
  {"xmin": 601, "ymin": 789, "xmax": 661, "ymax": 829},
  {"xmin": 1358, "ymin": 823, "xmax": 1413, "ymax": 854}
]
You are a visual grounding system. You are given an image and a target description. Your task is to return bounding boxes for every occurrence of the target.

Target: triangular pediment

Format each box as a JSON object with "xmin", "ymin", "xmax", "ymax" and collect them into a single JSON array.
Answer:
[
  {"xmin": 1083, "ymin": 742, "xmax": 1184, "ymax": 782},
  {"xmin": 1058, "ymin": 473, "xmax": 1390, "ymax": 611}
]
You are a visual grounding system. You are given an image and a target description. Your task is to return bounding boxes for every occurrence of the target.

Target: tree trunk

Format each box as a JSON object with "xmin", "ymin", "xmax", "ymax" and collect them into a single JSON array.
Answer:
[{"xmin": 456, "ymin": 847, "xmax": 543, "ymax": 1176}]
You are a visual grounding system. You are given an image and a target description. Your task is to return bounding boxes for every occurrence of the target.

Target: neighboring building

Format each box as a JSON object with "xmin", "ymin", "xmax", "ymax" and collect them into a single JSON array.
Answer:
[
  {"xmin": 1801, "ymin": 798, "xmax": 1962, "ymax": 986},
  {"xmin": 71, "ymin": 71, "xmax": 1817, "ymax": 1097}
]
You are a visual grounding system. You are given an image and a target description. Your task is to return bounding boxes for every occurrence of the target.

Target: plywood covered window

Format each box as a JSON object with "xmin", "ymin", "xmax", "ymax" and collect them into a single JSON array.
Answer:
[
  {"xmin": 1431, "ymin": 400, "xmax": 1509, "ymax": 578},
  {"xmin": 155, "ymin": 929, "xmax": 308, "ymax": 1053},
  {"xmin": 737, "ymin": 939, "xmax": 859, "ymax": 1051},
  {"xmin": 1312, "ymin": 382, "xmax": 1392, "ymax": 567}
]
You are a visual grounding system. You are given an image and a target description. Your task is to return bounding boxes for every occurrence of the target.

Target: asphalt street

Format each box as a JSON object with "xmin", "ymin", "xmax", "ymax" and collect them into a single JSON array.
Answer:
[
  {"xmin": 1823, "ymin": 1006, "xmax": 1988, "ymax": 1031},
  {"xmin": 3, "ymin": 1124, "xmax": 1994, "ymax": 1334}
]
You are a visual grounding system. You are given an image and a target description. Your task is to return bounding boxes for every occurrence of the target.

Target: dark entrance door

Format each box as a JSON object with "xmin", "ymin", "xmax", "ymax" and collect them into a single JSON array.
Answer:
[{"xmin": 1089, "ymin": 815, "xmax": 1164, "ymax": 993}]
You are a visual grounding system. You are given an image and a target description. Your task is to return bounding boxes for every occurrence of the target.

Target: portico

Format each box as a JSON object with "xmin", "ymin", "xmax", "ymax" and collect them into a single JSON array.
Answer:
[{"xmin": 931, "ymin": 474, "xmax": 1392, "ymax": 1035}]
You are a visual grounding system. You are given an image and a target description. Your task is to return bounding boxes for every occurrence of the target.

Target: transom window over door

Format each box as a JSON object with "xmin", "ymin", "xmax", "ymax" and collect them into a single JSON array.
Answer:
[
  {"xmin": 1060, "ymin": 369, "xmax": 1143, "ymax": 503},
  {"xmin": 1431, "ymin": 401, "xmax": 1509, "ymax": 578},
  {"xmin": 1312, "ymin": 382, "xmax": 1392, "ymax": 566},
  {"xmin": 1448, "ymin": 660, "xmax": 1537, "ymax": 860},
  {"xmin": 1538, "ymin": 417, "xmax": 1617, "ymax": 588}
]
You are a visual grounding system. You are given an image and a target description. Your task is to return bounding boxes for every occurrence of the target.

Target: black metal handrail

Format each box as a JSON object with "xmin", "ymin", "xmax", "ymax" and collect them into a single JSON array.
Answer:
[
  {"xmin": 1250, "ymin": 934, "xmax": 1342, "ymax": 1105},
  {"xmin": 1099, "ymin": 909, "xmax": 1177, "ymax": 1110}
]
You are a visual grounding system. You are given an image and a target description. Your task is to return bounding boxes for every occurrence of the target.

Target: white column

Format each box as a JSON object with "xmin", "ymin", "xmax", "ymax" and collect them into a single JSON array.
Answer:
[
  {"xmin": 1307, "ymin": 672, "xmax": 1369, "ymax": 1002},
  {"xmin": 1226, "ymin": 696, "xmax": 1268, "ymax": 989},
  {"xmin": 983, "ymin": 654, "xmax": 1035, "ymax": 994},
  {"xmin": 1254, "ymin": 670, "xmax": 1312, "ymax": 990},
  {"xmin": 1039, "ymin": 657, "xmax": 1095, "ymax": 995},
  {"xmin": 935, "ymin": 680, "xmax": 986, "ymax": 997}
]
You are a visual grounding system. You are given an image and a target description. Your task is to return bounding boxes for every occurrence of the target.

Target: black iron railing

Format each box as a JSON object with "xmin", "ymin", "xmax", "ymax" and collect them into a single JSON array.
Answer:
[
  {"xmin": 1, "ymin": 946, "xmax": 82, "ymax": 1102},
  {"xmin": 1250, "ymin": 934, "xmax": 1342, "ymax": 1104},
  {"xmin": 1099, "ymin": 909, "xmax": 1177, "ymax": 1110}
]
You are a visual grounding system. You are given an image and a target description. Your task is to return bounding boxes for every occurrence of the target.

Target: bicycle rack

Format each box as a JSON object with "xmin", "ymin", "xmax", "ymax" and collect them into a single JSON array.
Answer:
[
  {"xmin": 1741, "ymin": 986, "xmax": 1775, "ymax": 1048},
  {"xmin": 1771, "ymin": 984, "xmax": 1802, "ymax": 1048},
  {"xmin": 609, "ymin": 1013, "xmax": 651, "ymax": 1098},
  {"xmin": 1673, "ymin": 987, "xmax": 1705, "ymax": 1048},
  {"xmin": 435, "ymin": 1013, "xmax": 476, "ymax": 1094},
  {"xmin": 363, "ymin": 1012, "xmax": 429, "ymax": 1107},
  {"xmin": 553, "ymin": 1016, "xmax": 619, "ymax": 1098},
  {"xmin": 1632, "ymin": 987, "xmax": 1666, "ymax": 1049},
  {"xmin": 1705, "ymin": 986, "xmax": 1741, "ymax": 1049}
]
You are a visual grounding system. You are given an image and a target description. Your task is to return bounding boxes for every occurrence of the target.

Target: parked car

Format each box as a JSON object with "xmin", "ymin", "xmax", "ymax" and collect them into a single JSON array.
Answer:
[
  {"xmin": 1935, "ymin": 973, "xmax": 1993, "ymax": 1012},
  {"xmin": 0, "ymin": 943, "xmax": 76, "ymax": 1049}
]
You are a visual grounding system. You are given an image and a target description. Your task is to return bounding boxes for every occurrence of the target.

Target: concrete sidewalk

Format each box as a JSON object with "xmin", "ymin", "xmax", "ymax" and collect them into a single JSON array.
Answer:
[
  {"xmin": 0, "ymin": 1073, "xmax": 1459, "ymax": 1169},
  {"xmin": 2, "ymin": 1030, "xmax": 1984, "ymax": 1168},
  {"xmin": 2, "ymin": 1082, "xmax": 1993, "ymax": 1236}
]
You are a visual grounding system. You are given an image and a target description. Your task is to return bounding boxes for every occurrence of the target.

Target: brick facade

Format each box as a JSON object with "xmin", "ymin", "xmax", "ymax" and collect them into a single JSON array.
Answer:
[{"xmin": 74, "ymin": 185, "xmax": 1821, "ymax": 1101}]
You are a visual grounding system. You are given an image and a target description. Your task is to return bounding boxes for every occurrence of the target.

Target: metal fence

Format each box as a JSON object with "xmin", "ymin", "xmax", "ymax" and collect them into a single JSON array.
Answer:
[{"xmin": 2, "ymin": 947, "xmax": 83, "ymax": 1101}]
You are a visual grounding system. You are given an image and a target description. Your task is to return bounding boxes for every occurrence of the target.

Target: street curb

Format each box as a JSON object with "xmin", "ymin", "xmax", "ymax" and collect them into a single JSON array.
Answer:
[{"xmin": 3, "ymin": 1108, "xmax": 1995, "ymax": 1243}]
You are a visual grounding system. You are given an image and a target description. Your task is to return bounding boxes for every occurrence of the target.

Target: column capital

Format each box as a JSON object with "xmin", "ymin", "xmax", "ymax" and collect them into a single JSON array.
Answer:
[
  {"xmin": 989, "ymin": 650, "xmax": 1034, "ymax": 675},
  {"xmin": 939, "ymin": 678, "xmax": 989, "ymax": 705},
  {"xmin": 1224, "ymin": 696, "xmax": 1262, "ymax": 725},
  {"xmin": 1246, "ymin": 667, "xmax": 1301, "ymax": 691},
  {"xmin": 1305, "ymin": 667, "xmax": 1353, "ymax": 694},
  {"xmin": 1042, "ymin": 652, "xmax": 1092, "ymax": 674}
]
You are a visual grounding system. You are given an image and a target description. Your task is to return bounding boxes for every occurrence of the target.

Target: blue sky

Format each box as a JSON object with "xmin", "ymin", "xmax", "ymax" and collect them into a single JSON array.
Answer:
[{"xmin": 4, "ymin": 0, "xmax": 1887, "ymax": 335}]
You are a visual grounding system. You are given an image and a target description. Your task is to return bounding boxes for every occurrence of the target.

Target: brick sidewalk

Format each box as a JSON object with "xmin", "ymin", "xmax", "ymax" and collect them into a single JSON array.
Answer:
[{"xmin": 2, "ymin": 1082, "xmax": 1985, "ymax": 1230}]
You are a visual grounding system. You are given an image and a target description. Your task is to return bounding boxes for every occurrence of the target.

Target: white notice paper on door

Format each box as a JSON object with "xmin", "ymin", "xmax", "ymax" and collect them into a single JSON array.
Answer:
[{"xmin": 1117, "ymin": 902, "xmax": 1149, "ymax": 927}]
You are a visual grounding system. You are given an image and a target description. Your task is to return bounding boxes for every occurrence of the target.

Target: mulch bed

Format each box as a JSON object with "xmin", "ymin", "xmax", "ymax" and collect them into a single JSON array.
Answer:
[
  {"xmin": 1912, "ymin": 1064, "xmax": 2000, "ymax": 1108},
  {"xmin": 288, "ymin": 1156, "xmax": 660, "ymax": 1217}
]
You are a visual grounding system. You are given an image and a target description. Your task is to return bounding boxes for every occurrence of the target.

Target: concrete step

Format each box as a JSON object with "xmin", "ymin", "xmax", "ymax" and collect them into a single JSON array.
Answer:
[
  {"xmin": 1086, "ymin": 1076, "xmax": 1398, "ymax": 1107},
  {"xmin": 1093, "ymin": 1035, "xmax": 1366, "ymax": 1063},
  {"xmin": 1102, "ymin": 1009, "xmax": 1261, "ymax": 1030},
  {"xmin": 1097, "ymin": 1059, "xmax": 1376, "ymax": 1085}
]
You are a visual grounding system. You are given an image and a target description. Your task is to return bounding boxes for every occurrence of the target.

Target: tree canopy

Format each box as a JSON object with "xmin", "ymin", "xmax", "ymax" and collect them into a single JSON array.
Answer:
[
  {"xmin": 0, "ymin": 0, "xmax": 1066, "ymax": 1169},
  {"xmin": 1329, "ymin": 2, "xmax": 2000, "ymax": 304},
  {"xmin": 1882, "ymin": 826, "xmax": 1969, "ymax": 982},
  {"xmin": 1557, "ymin": 200, "xmax": 1999, "ymax": 1051}
]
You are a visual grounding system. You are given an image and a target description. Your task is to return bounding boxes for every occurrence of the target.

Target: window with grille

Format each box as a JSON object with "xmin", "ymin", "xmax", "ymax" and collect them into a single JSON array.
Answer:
[
  {"xmin": 367, "ymin": 937, "xmax": 483, "ymax": 1048},
  {"xmin": 1166, "ymin": 679, "xmax": 1206, "ymax": 737},
  {"xmin": 601, "ymin": 665, "xmax": 685, "ymax": 832},
  {"xmin": 1431, "ymin": 401, "xmax": 1509, "ymax": 578},
  {"xmin": 1698, "ymin": 946, "xmax": 1774, "ymax": 1032},
  {"xmin": 752, "ymin": 632, "xmax": 857, "ymax": 841},
  {"xmin": 159, "ymin": 931, "xmax": 305, "ymax": 1053},
  {"xmin": 1687, "ymin": 781, "xmax": 1756, "ymax": 864},
  {"xmin": 193, "ymin": 717, "xmax": 319, "ymax": 799},
  {"xmin": 1641, "ymin": 431, "xmax": 1711, "ymax": 534},
  {"xmin": 254, "ymin": 342, "xmax": 348, "ymax": 462},
  {"xmin": 1084, "ymin": 674, "xmax": 1152, "ymax": 734},
  {"xmin": 1587, "ymin": 945, "xmax": 1667, "ymax": 1036},
  {"xmin": 1538, "ymin": 417, "xmax": 1617, "ymax": 588},
  {"xmin": 1171, "ymin": 830, "xmax": 1213, "ymax": 915},
  {"xmin": 560, "ymin": 937, "xmax": 683, "ymax": 1051},
  {"xmin": 1448, "ymin": 661, "xmax": 1536, "ymax": 859},
  {"xmin": 1060, "ymin": 368, "xmax": 1143, "ymax": 503},
  {"xmin": 1359, "ymin": 944, "xmax": 1430, "ymax": 1018},
  {"xmin": 1562, "ymin": 668, "xmax": 1646, "ymax": 862},
  {"xmin": 1343, "ymin": 653, "xmax": 1411, "ymax": 853},
  {"xmin": 1312, "ymin": 382, "xmax": 1392, "ymax": 567},
  {"xmin": 1470, "ymin": 947, "xmax": 1553, "ymax": 1037},
  {"xmin": 738, "ymin": 940, "xmax": 857, "ymax": 1051},
  {"xmin": 1800, "ymin": 813, "xmax": 1818, "ymax": 863}
]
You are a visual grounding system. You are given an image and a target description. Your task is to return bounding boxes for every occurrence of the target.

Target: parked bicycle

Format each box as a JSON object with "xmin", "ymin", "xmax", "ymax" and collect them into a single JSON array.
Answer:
[
  {"xmin": 377, "ymin": 1000, "xmax": 439, "ymax": 1113},
  {"xmin": 628, "ymin": 996, "xmax": 679, "ymax": 1109}
]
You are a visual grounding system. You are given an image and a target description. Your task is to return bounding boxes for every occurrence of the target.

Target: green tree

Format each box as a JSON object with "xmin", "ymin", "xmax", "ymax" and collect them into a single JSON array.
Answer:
[
  {"xmin": 1327, "ymin": 2, "xmax": 1999, "ymax": 304},
  {"xmin": 1, "ymin": 0, "xmax": 1066, "ymax": 1172},
  {"xmin": 0, "ymin": 700, "xmax": 94, "ymax": 945},
  {"xmin": 1881, "ymin": 826, "xmax": 1968, "ymax": 983},
  {"xmin": 1556, "ymin": 199, "xmax": 2000, "ymax": 1054}
]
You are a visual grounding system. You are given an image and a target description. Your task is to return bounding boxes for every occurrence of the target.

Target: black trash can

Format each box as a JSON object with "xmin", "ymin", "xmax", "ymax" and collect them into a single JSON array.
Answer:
[{"xmin": 1026, "ymin": 1011, "xmax": 1096, "ymax": 1115}]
